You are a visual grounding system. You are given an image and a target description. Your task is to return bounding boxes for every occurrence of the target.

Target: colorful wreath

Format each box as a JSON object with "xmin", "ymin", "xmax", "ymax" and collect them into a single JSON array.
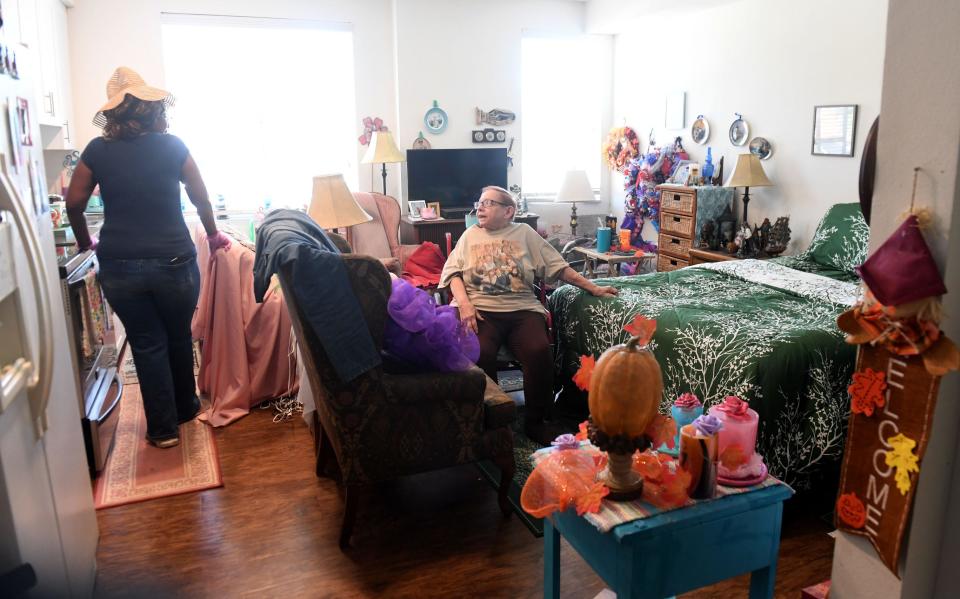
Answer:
[{"xmin": 602, "ymin": 126, "xmax": 640, "ymax": 173}]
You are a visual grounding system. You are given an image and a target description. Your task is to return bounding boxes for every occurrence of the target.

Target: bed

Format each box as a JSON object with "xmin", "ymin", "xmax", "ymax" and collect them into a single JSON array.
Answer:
[{"xmin": 548, "ymin": 203, "xmax": 870, "ymax": 490}]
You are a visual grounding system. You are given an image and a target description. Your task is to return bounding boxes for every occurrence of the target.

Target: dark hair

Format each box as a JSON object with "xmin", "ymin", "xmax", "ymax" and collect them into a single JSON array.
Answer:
[{"xmin": 102, "ymin": 95, "xmax": 165, "ymax": 140}]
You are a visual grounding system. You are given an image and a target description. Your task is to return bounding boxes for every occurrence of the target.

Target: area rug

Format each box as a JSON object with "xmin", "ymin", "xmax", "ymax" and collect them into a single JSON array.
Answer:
[{"xmin": 94, "ymin": 384, "xmax": 222, "ymax": 509}]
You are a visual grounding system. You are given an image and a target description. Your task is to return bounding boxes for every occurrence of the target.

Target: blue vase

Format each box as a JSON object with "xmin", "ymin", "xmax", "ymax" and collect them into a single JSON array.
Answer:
[
  {"xmin": 659, "ymin": 404, "xmax": 704, "ymax": 456},
  {"xmin": 702, "ymin": 148, "xmax": 715, "ymax": 182}
]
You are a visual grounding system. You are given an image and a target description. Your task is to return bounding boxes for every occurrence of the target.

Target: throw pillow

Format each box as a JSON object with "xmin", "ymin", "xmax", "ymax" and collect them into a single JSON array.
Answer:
[{"xmin": 803, "ymin": 203, "xmax": 870, "ymax": 273}]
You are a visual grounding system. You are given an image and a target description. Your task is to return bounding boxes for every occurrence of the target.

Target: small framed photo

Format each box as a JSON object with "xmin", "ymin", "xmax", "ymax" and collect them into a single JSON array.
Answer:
[
  {"xmin": 17, "ymin": 97, "xmax": 32, "ymax": 146},
  {"xmin": 812, "ymin": 104, "xmax": 858, "ymax": 156},
  {"xmin": 427, "ymin": 201, "xmax": 441, "ymax": 215},
  {"xmin": 408, "ymin": 200, "xmax": 426, "ymax": 219}
]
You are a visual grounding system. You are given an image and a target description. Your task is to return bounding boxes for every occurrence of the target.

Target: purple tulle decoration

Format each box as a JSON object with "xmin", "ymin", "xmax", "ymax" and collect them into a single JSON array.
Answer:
[{"xmin": 384, "ymin": 278, "xmax": 480, "ymax": 372}]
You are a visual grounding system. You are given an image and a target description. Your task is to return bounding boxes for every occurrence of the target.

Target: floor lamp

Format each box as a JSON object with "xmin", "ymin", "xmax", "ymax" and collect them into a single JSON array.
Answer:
[
  {"xmin": 361, "ymin": 131, "xmax": 405, "ymax": 196},
  {"xmin": 307, "ymin": 174, "xmax": 372, "ymax": 246}
]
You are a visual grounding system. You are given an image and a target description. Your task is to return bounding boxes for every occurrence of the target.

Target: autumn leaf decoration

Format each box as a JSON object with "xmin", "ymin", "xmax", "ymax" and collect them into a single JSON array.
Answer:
[
  {"xmin": 575, "ymin": 482, "xmax": 610, "ymax": 516},
  {"xmin": 885, "ymin": 433, "xmax": 920, "ymax": 495},
  {"xmin": 573, "ymin": 355, "xmax": 596, "ymax": 391},
  {"xmin": 624, "ymin": 314, "xmax": 657, "ymax": 345},
  {"xmin": 645, "ymin": 414, "xmax": 677, "ymax": 450},
  {"xmin": 849, "ymin": 368, "xmax": 887, "ymax": 417},
  {"xmin": 720, "ymin": 444, "xmax": 748, "ymax": 470},
  {"xmin": 575, "ymin": 420, "xmax": 590, "ymax": 441}
]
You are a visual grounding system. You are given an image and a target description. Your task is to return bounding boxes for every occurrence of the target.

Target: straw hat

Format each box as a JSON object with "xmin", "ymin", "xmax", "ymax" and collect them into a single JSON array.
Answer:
[{"xmin": 93, "ymin": 67, "xmax": 174, "ymax": 127}]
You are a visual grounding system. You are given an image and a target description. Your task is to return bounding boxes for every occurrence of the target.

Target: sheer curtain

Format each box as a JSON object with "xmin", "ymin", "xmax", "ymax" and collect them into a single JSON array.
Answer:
[
  {"xmin": 520, "ymin": 35, "xmax": 605, "ymax": 198},
  {"xmin": 161, "ymin": 15, "xmax": 358, "ymax": 212}
]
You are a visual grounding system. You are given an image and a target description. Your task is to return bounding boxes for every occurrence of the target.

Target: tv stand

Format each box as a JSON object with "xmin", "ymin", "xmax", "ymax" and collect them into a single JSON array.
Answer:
[{"xmin": 400, "ymin": 213, "xmax": 539, "ymax": 253}]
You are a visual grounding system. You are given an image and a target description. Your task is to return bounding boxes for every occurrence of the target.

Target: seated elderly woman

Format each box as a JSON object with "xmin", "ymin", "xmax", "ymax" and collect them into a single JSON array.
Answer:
[{"xmin": 439, "ymin": 185, "xmax": 617, "ymax": 444}]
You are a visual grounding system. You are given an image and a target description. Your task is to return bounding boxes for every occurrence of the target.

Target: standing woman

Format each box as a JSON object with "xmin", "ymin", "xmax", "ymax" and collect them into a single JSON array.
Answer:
[{"xmin": 66, "ymin": 67, "xmax": 231, "ymax": 448}]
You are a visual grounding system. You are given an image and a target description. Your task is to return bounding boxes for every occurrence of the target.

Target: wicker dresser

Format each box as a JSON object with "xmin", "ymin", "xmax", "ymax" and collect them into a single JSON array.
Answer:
[{"xmin": 656, "ymin": 185, "xmax": 734, "ymax": 272}]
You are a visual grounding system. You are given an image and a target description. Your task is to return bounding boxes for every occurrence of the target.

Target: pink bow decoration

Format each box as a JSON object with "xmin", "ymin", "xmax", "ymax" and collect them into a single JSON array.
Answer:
[{"xmin": 358, "ymin": 116, "xmax": 388, "ymax": 145}]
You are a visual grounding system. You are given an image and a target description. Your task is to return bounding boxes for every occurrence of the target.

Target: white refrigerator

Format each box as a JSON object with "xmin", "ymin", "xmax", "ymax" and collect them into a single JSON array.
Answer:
[{"xmin": 0, "ymin": 78, "xmax": 98, "ymax": 596}]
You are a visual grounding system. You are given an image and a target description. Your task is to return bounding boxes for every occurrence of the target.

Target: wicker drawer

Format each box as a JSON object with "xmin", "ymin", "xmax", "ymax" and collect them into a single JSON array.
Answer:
[
  {"xmin": 661, "ymin": 211, "xmax": 695, "ymax": 238},
  {"xmin": 658, "ymin": 253, "xmax": 689, "ymax": 272},
  {"xmin": 658, "ymin": 233, "xmax": 692, "ymax": 259},
  {"xmin": 660, "ymin": 189, "xmax": 695, "ymax": 215}
]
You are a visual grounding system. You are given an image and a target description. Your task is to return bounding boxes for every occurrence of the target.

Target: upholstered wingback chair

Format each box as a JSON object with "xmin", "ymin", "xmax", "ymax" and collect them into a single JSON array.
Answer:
[
  {"xmin": 349, "ymin": 192, "xmax": 421, "ymax": 271},
  {"xmin": 278, "ymin": 252, "xmax": 516, "ymax": 549}
]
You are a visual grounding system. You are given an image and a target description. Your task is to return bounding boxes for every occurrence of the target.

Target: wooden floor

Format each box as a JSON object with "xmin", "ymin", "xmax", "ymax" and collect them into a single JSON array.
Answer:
[{"xmin": 94, "ymin": 408, "xmax": 835, "ymax": 598}]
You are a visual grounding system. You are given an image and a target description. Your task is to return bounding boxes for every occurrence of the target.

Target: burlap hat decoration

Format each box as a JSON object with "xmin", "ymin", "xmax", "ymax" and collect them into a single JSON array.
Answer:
[{"xmin": 93, "ymin": 66, "xmax": 174, "ymax": 128}]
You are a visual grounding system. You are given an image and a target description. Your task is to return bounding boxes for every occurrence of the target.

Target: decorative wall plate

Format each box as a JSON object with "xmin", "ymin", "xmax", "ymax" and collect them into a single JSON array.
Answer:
[
  {"xmin": 749, "ymin": 136, "xmax": 773, "ymax": 160},
  {"xmin": 424, "ymin": 100, "xmax": 448, "ymax": 134},
  {"xmin": 691, "ymin": 115, "xmax": 710, "ymax": 145},
  {"xmin": 728, "ymin": 113, "xmax": 750, "ymax": 146},
  {"xmin": 412, "ymin": 131, "xmax": 431, "ymax": 150}
]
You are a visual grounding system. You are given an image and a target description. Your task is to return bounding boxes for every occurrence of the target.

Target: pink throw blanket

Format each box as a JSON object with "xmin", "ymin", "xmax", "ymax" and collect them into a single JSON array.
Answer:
[{"xmin": 192, "ymin": 230, "xmax": 298, "ymax": 426}]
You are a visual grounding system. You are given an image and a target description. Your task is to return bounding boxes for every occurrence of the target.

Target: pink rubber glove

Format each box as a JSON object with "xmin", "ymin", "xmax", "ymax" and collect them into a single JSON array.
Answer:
[
  {"xmin": 207, "ymin": 231, "xmax": 232, "ymax": 253},
  {"xmin": 79, "ymin": 235, "xmax": 98, "ymax": 252}
]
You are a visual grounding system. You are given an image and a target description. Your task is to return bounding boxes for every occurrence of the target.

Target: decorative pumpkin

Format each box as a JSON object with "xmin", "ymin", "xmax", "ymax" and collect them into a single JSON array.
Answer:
[
  {"xmin": 588, "ymin": 335, "xmax": 663, "ymax": 438},
  {"xmin": 836, "ymin": 492, "xmax": 867, "ymax": 529}
]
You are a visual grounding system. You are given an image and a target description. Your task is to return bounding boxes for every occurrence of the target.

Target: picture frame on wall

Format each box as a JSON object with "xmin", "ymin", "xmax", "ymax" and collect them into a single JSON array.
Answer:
[
  {"xmin": 664, "ymin": 91, "xmax": 686, "ymax": 129},
  {"xmin": 812, "ymin": 104, "xmax": 858, "ymax": 156}
]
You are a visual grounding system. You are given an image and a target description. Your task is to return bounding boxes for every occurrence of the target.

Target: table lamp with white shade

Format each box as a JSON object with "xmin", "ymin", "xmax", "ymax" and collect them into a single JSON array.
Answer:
[
  {"xmin": 555, "ymin": 170, "xmax": 598, "ymax": 236},
  {"xmin": 307, "ymin": 174, "xmax": 372, "ymax": 246},
  {"xmin": 361, "ymin": 131, "xmax": 406, "ymax": 196},
  {"xmin": 724, "ymin": 154, "xmax": 773, "ymax": 226}
]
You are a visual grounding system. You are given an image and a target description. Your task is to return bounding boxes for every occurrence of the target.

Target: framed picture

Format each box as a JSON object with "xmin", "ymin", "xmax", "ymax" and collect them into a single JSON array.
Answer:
[
  {"xmin": 664, "ymin": 91, "xmax": 685, "ymax": 129},
  {"xmin": 427, "ymin": 201, "xmax": 441, "ymax": 215},
  {"xmin": 812, "ymin": 104, "xmax": 858, "ymax": 156},
  {"xmin": 408, "ymin": 200, "xmax": 426, "ymax": 219}
]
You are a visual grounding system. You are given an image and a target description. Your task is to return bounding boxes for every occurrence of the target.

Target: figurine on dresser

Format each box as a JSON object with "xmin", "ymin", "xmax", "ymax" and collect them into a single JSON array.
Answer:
[{"xmin": 763, "ymin": 216, "xmax": 791, "ymax": 256}]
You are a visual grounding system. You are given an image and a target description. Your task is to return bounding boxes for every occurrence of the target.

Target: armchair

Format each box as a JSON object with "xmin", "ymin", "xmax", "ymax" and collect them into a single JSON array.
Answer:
[
  {"xmin": 349, "ymin": 192, "xmax": 421, "ymax": 273},
  {"xmin": 278, "ymin": 253, "xmax": 516, "ymax": 549}
]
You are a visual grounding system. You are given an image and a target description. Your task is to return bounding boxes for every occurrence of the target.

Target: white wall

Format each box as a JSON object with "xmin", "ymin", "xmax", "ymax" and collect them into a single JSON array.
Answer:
[
  {"xmin": 602, "ymin": 0, "xmax": 887, "ymax": 253},
  {"xmin": 831, "ymin": 0, "xmax": 960, "ymax": 596},
  {"xmin": 66, "ymin": 0, "xmax": 603, "ymax": 232},
  {"xmin": 392, "ymin": 0, "xmax": 606, "ymax": 231}
]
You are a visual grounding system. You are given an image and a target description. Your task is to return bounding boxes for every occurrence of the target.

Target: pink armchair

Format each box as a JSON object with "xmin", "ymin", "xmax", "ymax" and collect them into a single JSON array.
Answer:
[{"xmin": 349, "ymin": 192, "xmax": 420, "ymax": 272}]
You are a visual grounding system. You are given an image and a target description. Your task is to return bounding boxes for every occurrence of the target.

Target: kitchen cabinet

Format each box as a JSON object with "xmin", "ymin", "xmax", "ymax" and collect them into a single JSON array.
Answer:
[{"xmin": 34, "ymin": 0, "xmax": 74, "ymax": 150}]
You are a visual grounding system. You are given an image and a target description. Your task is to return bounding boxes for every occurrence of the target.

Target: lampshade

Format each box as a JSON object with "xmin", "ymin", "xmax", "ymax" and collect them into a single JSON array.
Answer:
[
  {"xmin": 361, "ymin": 131, "xmax": 405, "ymax": 164},
  {"xmin": 555, "ymin": 170, "xmax": 598, "ymax": 203},
  {"xmin": 308, "ymin": 174, "xmax": 372, "ymax": 229},
  {"xmin": 724, "ymin": 154, "xmax": 773, "ymax": 188}
]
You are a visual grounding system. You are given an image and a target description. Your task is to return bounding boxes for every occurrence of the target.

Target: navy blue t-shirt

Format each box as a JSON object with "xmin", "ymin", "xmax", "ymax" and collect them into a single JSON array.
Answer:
[{"xmin": 81, "ymin": 133, "xmax": 195, "ymax": 259}]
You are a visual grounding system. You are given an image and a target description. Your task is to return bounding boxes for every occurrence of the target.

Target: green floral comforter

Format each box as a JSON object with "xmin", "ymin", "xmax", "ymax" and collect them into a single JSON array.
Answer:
[{"xmin": 549, "ymin": 258, "xmax": 861, "ymax": 490}]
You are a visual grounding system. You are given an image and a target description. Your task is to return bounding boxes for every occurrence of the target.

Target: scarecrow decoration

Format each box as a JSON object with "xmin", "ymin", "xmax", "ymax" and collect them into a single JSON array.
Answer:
[{"xmin": 834, "ymin": 204, "xmax": 959, "ymax": 576}]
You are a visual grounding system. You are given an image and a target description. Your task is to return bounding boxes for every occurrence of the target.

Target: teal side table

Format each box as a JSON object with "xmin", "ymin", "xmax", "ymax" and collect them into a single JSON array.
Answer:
[{"xmin": 544, "ymin": 484, "xmax": 792, "ymax": 599}]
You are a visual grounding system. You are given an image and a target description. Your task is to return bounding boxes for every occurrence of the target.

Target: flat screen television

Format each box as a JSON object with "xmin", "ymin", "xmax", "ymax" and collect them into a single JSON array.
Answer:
[{"xmin": 406, "ymin": 148, "xmax": 508, "ymax": 216}]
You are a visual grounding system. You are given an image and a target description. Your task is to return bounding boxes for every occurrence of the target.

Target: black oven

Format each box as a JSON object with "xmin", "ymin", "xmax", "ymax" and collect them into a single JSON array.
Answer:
[{"xmin": 57, "ymin": 246, "xmax": 122, "ymax": 475}]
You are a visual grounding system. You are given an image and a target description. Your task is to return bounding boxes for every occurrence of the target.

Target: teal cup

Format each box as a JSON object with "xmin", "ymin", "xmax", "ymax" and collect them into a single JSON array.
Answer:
[
  {"xmin": 465, "ymin": 212, "xmax": 479, "ymax": 228},
  {"xmin": 596, "ymin": 227, "xmax": 612, "ymax": 253}
]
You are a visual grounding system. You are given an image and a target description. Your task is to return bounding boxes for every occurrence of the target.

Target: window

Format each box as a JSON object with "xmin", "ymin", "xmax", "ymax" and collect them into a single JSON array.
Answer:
[
  {"xmin": 161, "ymin": 15, "xmax": 357, "ymax": 212},
  {"xmin": 520, "ymin": 35, "xmax": 607, "ymax": 198}
]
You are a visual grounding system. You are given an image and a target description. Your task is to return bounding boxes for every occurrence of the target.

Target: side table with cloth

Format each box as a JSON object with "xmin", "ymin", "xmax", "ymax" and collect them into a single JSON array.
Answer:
[
  {"xmin": 533, "ymin": 445, "xmax": 793, "ymax": 599},
  {"xmin": 192, "ymin": 228, "xmax": 299, "ymax": 426}
]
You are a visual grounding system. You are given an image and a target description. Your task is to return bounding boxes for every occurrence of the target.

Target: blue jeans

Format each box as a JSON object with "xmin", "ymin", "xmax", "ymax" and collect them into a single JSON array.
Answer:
[{"xmin": 98, "ymin": 255, "xmax": 201, "ymax": 441}]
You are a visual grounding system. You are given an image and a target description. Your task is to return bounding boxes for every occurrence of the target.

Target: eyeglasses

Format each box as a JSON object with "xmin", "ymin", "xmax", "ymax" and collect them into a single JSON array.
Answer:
[{"xmin": 474, "ymin": 199, "xmax": 512, "ymax": 209}]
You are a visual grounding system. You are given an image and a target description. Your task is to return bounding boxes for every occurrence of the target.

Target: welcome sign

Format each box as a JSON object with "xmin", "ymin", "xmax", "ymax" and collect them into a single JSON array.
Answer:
[{"xmin": 834, "ymin": 345, "xmax": 944, "ymax": 577}]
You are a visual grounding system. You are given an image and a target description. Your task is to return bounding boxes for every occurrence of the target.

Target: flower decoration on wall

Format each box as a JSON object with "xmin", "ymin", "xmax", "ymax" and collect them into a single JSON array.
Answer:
[
  {"xmin": 621, "ymin": 138, "xmax": 688, "ymax": 253},
  {"xmin": 602, "ymin": 126, "xmax": 640, "ymax": 172},
  {"xmin": 358, "ymin": 116, "xmax": 388, "ymax": 146}
]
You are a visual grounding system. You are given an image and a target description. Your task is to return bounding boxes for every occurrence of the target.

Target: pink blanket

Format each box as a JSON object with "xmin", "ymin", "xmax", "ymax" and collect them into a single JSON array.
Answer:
[{"xmin": 192, "ymin": 229, "xmax": 298, "ymax": 426}]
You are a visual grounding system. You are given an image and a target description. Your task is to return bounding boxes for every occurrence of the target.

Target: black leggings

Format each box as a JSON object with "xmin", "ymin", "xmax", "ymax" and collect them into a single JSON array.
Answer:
[{"xmin": 474, "ymin": 310, "xmax": 553, "ymax": 420}]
